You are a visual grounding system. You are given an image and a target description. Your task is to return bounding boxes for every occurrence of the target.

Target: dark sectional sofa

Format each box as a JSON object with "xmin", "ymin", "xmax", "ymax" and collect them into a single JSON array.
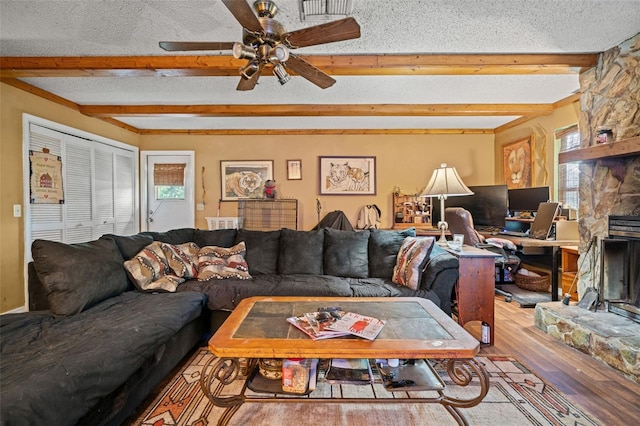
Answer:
[{"xmin": 0, "ymin": 226, "xmax": 458, "ymax": 425}]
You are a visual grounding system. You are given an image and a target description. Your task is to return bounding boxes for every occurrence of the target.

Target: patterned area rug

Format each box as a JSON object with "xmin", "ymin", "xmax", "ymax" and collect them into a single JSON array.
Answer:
[{"xmin": 128, "ymin": 349, "xmax": 598, "ymax": 426}]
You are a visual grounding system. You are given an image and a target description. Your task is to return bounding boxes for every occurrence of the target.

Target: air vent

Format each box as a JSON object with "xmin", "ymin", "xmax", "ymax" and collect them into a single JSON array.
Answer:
[{"xmin": 299, "ymin": 0, "xmax": 353, "ymax": 22}]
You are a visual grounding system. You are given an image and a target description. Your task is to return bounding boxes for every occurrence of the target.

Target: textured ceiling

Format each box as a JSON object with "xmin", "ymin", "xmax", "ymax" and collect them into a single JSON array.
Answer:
[{"xmin": 1, "ymin": 0, "xmax": 639, "ymax": 132}]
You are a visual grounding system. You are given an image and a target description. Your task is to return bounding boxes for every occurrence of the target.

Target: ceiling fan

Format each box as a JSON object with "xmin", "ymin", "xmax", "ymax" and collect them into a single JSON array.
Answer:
[{"xmin": 159, "ymin": 0, "xmax": 361, "ymax": 91}]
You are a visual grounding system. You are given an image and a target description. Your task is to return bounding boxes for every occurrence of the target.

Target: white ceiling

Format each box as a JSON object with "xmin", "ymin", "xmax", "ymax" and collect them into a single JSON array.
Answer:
[{"xmin": 2, "ymin": 0, "xmax": 639, "ymax": 132}]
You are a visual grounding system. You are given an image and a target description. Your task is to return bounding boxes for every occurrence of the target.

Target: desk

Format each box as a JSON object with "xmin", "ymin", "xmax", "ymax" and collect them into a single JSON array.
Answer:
[
  {"xmin": 443, "ymin": 245, "xmax": 499, "ymax": 345},
  {"xmin": 479, "ymin": 234, "xmax": 579, "ymax": 301}
]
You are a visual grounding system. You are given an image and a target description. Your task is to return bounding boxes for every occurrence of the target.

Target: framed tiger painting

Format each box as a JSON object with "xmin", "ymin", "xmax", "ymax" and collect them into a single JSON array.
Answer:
[{"xmin": 220, "ymin": 160, "xmax": 273, "ymax": 201}]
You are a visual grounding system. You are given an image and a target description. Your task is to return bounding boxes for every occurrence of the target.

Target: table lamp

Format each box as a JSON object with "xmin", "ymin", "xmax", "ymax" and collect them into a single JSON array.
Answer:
[{"xmin": 420, "ymin": 163, "xmax": 474, "ymax": 246}]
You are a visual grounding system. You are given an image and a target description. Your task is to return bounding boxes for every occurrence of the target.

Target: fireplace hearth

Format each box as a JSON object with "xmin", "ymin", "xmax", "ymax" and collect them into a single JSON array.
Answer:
[{"xmin": 601, "ymin": 216, "xmax": 640, "ymax": 323}]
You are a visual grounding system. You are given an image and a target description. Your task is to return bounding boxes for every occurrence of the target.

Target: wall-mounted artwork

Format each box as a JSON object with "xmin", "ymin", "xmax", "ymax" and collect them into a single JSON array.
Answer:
[
  {"xmin": 502, "ymin": 136, "xmax": 534, "ymax": 189},
  {"xmin": 287, "ymin": 160, "xmax": 302, "ymax": 180},
  {"xmin": 221, "ymin": 160, "xmax": 273, "ymax": 201},
  {"xmin": 319, "ymin": 156, "xmax": 376, "ymax": 195},
  {"xmin": 29, "ymin": 150, "xmax": 64, "ymax": 204}
]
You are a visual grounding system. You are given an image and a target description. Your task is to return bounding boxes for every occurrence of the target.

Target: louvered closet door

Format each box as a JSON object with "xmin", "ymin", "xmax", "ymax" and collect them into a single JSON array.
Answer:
[
  {"xmin": 27, "ymin": 123, "xmax": 138, "ymax": 258},
  {"xmin": 28, "ymin": 124, "xmax": 64, "ymax": 244},
  {"xmin": 114, "ymin": 150, "xmax": 135, "ymax": 235},
  {"xmin": 64, "ymin": 137, "xmax": 95, "ymax": 243}
]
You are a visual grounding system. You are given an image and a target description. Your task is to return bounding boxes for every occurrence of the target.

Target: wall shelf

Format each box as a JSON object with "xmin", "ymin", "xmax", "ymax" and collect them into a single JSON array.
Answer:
[{"xmin": 558, "ymin": 136, "xmax": 640, "ymax": 164}]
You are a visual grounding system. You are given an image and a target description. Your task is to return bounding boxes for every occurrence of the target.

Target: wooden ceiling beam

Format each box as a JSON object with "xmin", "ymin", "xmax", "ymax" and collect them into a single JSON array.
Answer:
[
  {"xmin": 79, "ymin": 103, "xmax": 552, "ymax": 117},
  {"xmin": 0, "ymin": 54, "xmax": 597, "ymax": 78}
]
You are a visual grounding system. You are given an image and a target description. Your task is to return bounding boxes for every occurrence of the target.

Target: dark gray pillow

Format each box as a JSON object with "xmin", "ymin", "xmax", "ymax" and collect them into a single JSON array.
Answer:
[
  {"xmin": 194, "ymin": 229, "xmax": 237, "ymax": 248},
  {"xmin": 31, "ymin": 238, "xmax": 128, "ymax": 316},
  {"xmin": 278, "ymin": 229, "xmax": 324, "ymax": 275},
  {"xmin": 234, "ymin": 229, "xmax": 280, "ymax": 275},
  {"xmin": 323, "ymin": 228, "xmax": 370, "ymax": 278},
  {"xmin": 141, "ymin": 228, "xmax": 195, "ymax": 244},
  {"xmin": 368, "ymin": 227, "xmax": 417, "ymax": 278},
  {"xmin": 100, "ymin": 233, "xmax": 153, "ymax": 260}
]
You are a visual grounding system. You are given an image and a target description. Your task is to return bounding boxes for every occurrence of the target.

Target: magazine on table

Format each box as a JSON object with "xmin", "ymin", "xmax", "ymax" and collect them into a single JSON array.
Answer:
[
  {"xmin": 325, "ymin": 312, "xmax": 386, "ymax": 340},
  {"xmin": 286, "ymin": 314, "xmax": 350, "ymax": 340},
  {"xmin": 325, "ymin": 358, "xmax": 373, "ymax": 385}
]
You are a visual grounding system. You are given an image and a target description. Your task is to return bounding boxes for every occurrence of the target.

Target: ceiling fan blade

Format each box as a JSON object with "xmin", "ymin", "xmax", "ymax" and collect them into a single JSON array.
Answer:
[
  {"xmin": 285, "ymin": 54, "xmax": 336, "ymax": 89},
  {"xmin": 222, "ymin": 0, "xmax": 263, "ymax": 33},
  {"xmin": 283, "ymin": 17, "xmax": 360, "ymax": 49},
  {"xmin": 236, "ymin": 64, "xmax": 264, "ymax": 91},
  {"xmin": 159, "ymin": 41, "xmax": 234, "ymax": 51}
]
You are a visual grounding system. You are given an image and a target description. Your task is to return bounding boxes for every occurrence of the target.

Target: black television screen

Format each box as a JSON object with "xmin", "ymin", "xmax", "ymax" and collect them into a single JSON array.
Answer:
[
  {"xmin": 508, "ymin": 186, "xmax": 551, "ymax": 213},
  {"xmin": 431, "ymin": 184, "xmax": 508, "ymax": 228}
]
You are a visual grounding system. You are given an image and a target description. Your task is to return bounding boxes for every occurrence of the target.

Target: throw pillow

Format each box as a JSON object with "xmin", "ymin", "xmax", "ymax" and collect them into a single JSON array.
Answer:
[
  {"xmin": 391, "ymin": 237, "xmax": 435, "ymax": 290},
  {"xmin": 323, "ymin": 228, "xmax": 370, "ymax": 278},
  {"xmin": 234, "ymin": 229, "xmax": 280, "ymax": 275},
  {"xmin": 124, "ymin": 241, "xmax": 185, "ymax": 293},
  {"xmin": 278, "ymin": 229, "xmax": 324, "ymax": 275},
  {"xmin": 368, "ymin": 228, "xmax": 417, "ymax": 278},
  {"xmin": 197, "ymin": 241, "xmax": 252, "ymax": 280},
  {"xmin": 31, "ymin": 238, "xmax": 129, "ymax": 316},
  {"xmin": 162, "ymin": 242, "xmax": 199, "ymax": 279}
]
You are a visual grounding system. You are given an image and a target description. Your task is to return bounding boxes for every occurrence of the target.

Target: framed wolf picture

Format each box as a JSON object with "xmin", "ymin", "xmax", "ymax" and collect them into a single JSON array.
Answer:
[
  {"xmin": 319, "ymin": 156, "xmax": 376, "ymax": 195},
  {"xmin": 221, "ymin": 160, "xmax": 273, "ymax": 201}
]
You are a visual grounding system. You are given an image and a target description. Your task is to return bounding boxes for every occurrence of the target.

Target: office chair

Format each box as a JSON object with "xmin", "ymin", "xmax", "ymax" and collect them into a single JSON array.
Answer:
[{"xmin": 445, "ymin": 207, "xmax": 521, "ymax": 301}]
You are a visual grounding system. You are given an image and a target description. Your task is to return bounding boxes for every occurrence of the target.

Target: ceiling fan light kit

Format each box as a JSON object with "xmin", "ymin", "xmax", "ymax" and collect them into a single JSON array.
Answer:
[{"xmin": 159, "ymin": 0, "xmax": 360, "ymax": 91}]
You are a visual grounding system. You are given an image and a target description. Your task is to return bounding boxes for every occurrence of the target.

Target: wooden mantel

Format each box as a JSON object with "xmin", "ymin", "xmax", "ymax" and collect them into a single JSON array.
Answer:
[{"xmin": 558, "ymin": 136, "xmax": 640, "ymax": 164}]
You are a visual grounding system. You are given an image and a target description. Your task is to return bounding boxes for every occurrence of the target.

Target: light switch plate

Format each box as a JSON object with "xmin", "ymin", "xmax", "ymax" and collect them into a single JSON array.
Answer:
[{"xmin": 13, "ymin": 204, "xmax": 22, "ymax": 217}]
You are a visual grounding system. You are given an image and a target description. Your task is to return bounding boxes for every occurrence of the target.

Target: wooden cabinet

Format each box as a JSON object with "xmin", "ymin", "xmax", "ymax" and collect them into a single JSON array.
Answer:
[
  {"xmin": 392, "ymin": 192, "xmax": 432, "ymax": 230},
  {"xmin": 561, "ymin": 246, "xmax": 579, "ymax": 301}
]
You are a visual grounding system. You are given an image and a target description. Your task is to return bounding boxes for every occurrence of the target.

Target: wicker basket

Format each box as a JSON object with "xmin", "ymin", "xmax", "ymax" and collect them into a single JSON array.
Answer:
[{"xmin": 515, "ymin": 270, "xmax": 550, "ymax": 292}]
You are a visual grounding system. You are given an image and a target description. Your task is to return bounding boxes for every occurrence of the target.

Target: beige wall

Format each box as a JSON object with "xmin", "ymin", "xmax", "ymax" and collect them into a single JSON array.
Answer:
[
  {"xmin": 494, "ymin": 102, "xmax": 580, "ymax": 196},
  {"xmin": 139, "ymin": 133, "xmax": 496, "ymax": 232},
  {"xmin": 0, "ymin": 82, "xmax": 140, "ymax": 312}
]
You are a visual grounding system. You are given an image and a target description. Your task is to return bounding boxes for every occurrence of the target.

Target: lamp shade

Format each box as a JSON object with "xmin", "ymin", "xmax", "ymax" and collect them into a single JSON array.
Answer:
[{"xmin": 420, "ymin": 163, "xmax": 474, "ymax": 197}]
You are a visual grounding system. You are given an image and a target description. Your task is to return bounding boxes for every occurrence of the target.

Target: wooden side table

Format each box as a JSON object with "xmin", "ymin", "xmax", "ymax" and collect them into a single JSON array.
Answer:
[{"xmin": 444, "ymin": 245, "xmax": 499, "ymax": 345}]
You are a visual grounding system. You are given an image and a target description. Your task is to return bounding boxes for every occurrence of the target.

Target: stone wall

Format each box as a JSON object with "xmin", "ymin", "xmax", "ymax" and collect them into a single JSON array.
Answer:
[{"xmin": 576, "ymin": 33, "xmax": 640, "ymax": 298}]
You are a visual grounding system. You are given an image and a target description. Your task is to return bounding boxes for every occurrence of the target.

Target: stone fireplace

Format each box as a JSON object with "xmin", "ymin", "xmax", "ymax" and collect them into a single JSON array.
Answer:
[{"xmin": 535, "ymin": 32, "xmax": 640, "ymax": 383}]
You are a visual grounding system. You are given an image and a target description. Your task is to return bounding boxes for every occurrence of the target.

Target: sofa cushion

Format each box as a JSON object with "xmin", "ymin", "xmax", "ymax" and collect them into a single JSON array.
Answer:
[
  {"xmin": 31, "ymin": 238, "xmax": 128, "ymax": 316},
  {"xmin": 141, "ymin": 228, "xmax": 195, "ymax": 245},
  {"xmin": 368, "ymin": 228, "xmax": 417, "ymax": 279},
  {"xmin": 323, "ymin": 228, "xmax": 370, "ymax": 278},
  {"xmin": 198, "ymin": 242, "xmax": 251, "ymax": 280},
  {"xmin": 100, "ymin": 233, "xmax": 153, "ymax": 260},
  {"xmin": 235, "ymin": 229, "xmax": 280, "ymax": 275},
  {"xmin": 123, "ymin": 241, "xmax": 185, "ymax": 292},
  {"xmin": 392, "ymin": 236, "xmax": 435, "ymax": 290},
  {"xmin": 278, "ymin": 229, "xmax": 324, "ymax": 275},
  {"xmin": 194, "ymin": 228, "xmax": 237, "ymax": 249}
]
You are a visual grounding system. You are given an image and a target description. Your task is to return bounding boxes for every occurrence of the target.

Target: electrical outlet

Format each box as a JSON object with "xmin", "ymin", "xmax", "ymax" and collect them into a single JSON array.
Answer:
[
  {"xmin": 196, "ymin": 203, "xmax": 205, "ymax": 211},
  {"xmin": 13, "ymin": 204, "xmax": 22, "ymax": 218}
]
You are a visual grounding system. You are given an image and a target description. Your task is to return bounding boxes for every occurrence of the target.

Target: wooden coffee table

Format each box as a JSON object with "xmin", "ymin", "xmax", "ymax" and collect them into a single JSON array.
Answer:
[{"xmin": 201, "ymin": 296, "xmax": 489, "ymax": 426}]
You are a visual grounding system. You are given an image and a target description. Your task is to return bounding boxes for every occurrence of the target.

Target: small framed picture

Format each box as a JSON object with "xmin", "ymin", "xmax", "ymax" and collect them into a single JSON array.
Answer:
[{"xmin": 287, "ymin": 160, "xmax": 302, "ymax": 180}]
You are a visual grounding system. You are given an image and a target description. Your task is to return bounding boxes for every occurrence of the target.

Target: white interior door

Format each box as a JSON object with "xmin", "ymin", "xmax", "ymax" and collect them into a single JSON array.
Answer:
[{"xmin": 142, "ymin": 151, "xmax": 195, "ymax": 232}]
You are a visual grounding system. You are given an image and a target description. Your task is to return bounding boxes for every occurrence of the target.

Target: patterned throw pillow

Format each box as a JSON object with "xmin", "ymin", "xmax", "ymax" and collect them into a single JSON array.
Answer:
[
  {"xmin": 197, "ymin": 241, "xmax": 252, "ymax": 281},
  {"xmin": 124, "ymin": 241, "xmax": 185, "ymax": 292},
  {"xmin": 391, "ymin": 237, "xmax": 435, "ymax": 290},
  {"xmin": 162, "ymin": 242, "xmax": 199, "ymax": 279}
]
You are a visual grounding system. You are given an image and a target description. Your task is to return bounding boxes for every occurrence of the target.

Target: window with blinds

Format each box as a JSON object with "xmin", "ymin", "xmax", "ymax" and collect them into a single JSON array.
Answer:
[
  {"xmin": 556, "ymin": 125, "xmax": 580, "ymax": 211},
  {"xmin": 26, "ymin": 122, "xmax": 138, "ymax": 254},
  {"xmin": 154, "ymin": 163, "xmax": 186, "ymax": 200}
]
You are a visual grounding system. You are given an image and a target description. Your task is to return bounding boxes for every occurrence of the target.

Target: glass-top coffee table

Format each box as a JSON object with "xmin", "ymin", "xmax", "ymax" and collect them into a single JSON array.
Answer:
[{"xmin": 201, "ymin": 296, "xmax": 489, "ymax": 425}]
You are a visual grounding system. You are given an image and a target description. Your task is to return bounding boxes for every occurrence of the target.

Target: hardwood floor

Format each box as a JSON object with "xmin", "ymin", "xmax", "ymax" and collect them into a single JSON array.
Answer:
[{"xmin": 466, "ymin": 296, "xmax": 640, "ymax": 425}]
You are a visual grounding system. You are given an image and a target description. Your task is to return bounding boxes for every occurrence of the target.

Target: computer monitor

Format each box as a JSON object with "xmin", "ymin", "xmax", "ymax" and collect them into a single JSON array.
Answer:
[
  {"xmin": 432, "ymin": 184, "xmax": 509, "ymax": 228},
  {"xmin": 508, "ymin": 186, "xmax": 550, "ymax": 214}
]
